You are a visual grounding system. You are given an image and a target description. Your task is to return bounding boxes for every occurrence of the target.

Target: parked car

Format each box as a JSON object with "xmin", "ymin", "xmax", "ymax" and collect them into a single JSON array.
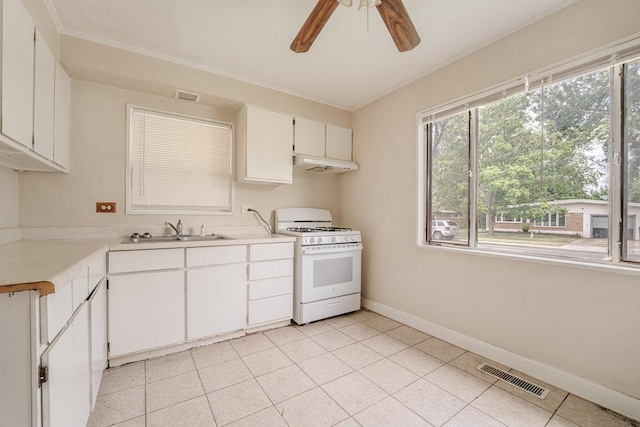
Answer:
[{"xmin": 432, "ymin": 220, "xmax": 460, "ymax": 240}]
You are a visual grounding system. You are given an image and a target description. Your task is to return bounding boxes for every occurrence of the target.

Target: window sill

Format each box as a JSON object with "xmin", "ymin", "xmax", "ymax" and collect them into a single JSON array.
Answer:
[{"xmin": 417, "ymin": 241, "xmax": 640, "ymax": 278}]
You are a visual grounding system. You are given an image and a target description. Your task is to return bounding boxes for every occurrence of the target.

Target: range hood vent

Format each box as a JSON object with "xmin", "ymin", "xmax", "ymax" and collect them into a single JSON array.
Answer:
[{"xmin": 293, "ymin": 154, "xmax": 358, "ymax": 174}]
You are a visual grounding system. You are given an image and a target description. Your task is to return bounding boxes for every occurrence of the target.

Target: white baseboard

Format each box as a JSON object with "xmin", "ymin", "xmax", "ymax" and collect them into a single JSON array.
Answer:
[{"xmin": 362, "ymin": 297, "xmax": 640, "ymax": 422}]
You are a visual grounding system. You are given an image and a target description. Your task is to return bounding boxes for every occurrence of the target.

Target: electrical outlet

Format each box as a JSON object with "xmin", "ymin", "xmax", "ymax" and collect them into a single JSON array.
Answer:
[
  {"xmin": 241, "ymin": 205, "xmax": 254, "ymax": 214},
  {"xmin": 96, "ymin": 202, "xmax": 116, "ymax": 213}
]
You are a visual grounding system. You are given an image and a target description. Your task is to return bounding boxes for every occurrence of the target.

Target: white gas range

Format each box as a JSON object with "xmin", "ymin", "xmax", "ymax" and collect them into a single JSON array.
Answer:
[{"xmin": 275, "ymin": 208, "xmax": 362, "ymax": 325}]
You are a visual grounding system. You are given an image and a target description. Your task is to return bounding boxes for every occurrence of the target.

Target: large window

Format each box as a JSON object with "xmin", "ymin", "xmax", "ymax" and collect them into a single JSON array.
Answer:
[
  {"xmin": 427, "ymin": 111, "xmax": 470, "ymax": 244},
  {"xmin": 127, "ymin": 106, "xmax": 233, "ymax": 214},
  {"xmin": 623, "ymin": 59, "xmax": 640, "ymax": 262},
  {"xmin": 422, "ymin": 49, "xmax": 640, "ymax": 266}
]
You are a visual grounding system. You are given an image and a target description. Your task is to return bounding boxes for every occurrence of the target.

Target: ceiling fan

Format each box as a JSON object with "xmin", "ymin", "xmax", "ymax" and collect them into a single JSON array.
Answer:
[{"xmin": 290, "ymin": 0, "xmax": 421, "ymax": 53}]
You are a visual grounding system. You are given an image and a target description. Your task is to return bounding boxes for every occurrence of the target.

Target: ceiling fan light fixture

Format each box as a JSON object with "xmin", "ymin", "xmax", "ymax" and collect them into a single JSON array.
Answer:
[
  {"xmin": 337, "ymin": 0, "xmax": 353, "ymax": 6},
  {"xmin": 358, "ymin": 0, "xmax": 381, "ymax": 10}
]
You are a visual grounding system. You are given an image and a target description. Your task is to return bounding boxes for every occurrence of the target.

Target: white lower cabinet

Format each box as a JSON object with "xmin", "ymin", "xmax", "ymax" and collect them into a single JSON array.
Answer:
[
  {"xmin": 186, "ymin": 246, "xmax": 247, "ymax": 340},
  {"xmin": 247, "ymin": 243, "xmax": 294, "ymax": 327},
  {"xmin": 106, "ymin": 242, "xmax": 293, "ymax": 360},
  {"xmin": 187, "ymin": 263, "xmax": 247, "ymax": 339},
  {"xmin": 89, "ymin": 279, "xmax": 107, "ymax": 408},
  {"xmin": 0, "ymin": 291, "xmax": 33, "ymax": 427},
  {"xmin": 108, "ymin": 270, "xmax": 185, "ymax": 357},
  {"xmin": 41, "ymin": 304, "xmax": 91, "ymax": 427}
]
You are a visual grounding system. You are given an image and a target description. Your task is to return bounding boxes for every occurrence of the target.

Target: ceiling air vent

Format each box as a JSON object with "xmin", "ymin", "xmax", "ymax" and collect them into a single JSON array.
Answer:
[
  {"xmin": 174, "ymin": 89, "xmax": 201, "ymax": 103},
  {"xmin": 477, "ymin": 363, "xmax": 550, "ymax": 399}
]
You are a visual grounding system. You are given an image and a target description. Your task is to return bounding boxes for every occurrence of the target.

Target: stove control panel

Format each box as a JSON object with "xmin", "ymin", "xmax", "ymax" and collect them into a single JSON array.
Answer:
[{"xmin": 301, "ymin": 234, "xmax": 361, "ymax": 246}]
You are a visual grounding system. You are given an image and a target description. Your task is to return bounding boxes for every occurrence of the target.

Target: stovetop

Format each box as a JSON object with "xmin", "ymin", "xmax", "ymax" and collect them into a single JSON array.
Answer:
[
  {"xmin": 285, "ymin": 227, "xmax": 352, "ymax": 233},
  {"xmin": 275, "ymin": 208, "xmax": 362, "ymax": 245}
]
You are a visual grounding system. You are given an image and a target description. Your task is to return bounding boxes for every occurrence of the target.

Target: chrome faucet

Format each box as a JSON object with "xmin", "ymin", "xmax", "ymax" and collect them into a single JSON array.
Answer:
[{"xmin": 165, "ymin": 220, "xmax": 183, "ymax": 236}]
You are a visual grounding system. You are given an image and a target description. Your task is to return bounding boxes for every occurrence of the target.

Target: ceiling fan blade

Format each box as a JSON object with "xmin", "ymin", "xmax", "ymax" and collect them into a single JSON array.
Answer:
[
  {"xmin": 291, "ymin": 0, "xmax": 340, "ymax": 53},
  {"xmin": 376, "ymin": 0, "xmax": 421, "ymax": 52}
]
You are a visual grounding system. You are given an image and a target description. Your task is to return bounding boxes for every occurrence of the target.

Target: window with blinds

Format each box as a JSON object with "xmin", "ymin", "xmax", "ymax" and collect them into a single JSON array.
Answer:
[{"xmin": 126, "ymin": 106, "xmax": 233, "ymax": 214}]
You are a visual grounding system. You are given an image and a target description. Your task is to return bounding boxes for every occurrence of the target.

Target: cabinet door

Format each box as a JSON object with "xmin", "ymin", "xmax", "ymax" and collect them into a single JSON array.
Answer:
[
  {"xmin": 1, "ymin": 0, "xmax": 35, "ymax": 147},
  {"xmin": 108, "ymin": 270, "xmax": 185, "ymax": 357},
  {"xmin": 245, "ymin": 106, "xmax": 293, "ymax": 184},
  {"xmin": 325, "ymin": 124, "xmax": 352, "ymax": 161},
  {"xmin": 42, "ymin": 304, "xmax": 91, "ymax": 427},
  {"xmin": 40, "ymin": 283, "xmax": 73, "ymax": 345},
  {"xmin": 71, "ymin": 267, "xmax": 89, "ymax": 312},
  {"xmin": 89, "ymin": 280, "xmax": 107, "ymax": 410},
  {"xmin": 33, "ymin": 31, "xmax": 56, "ymax": 160},
  {"xmin": 0, "ymin": 292, "xmax": 33, "ymax": 427},
  {"xmin": 187, "ymin": 263, "xmax": 247, "ymax": 340},
  {"xmin": 53, "ymin": 63, "xmax": 71, "ymax": 170},
  {"xmin": 294, "ymin": 117, "xmax": 325, "ymax": 157}
]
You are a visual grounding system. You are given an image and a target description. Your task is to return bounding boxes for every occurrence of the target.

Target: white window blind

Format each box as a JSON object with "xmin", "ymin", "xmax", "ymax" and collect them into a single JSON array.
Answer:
[{"xmin": 127, "ymin": 106, "xmax": 233, "ymax": 214}]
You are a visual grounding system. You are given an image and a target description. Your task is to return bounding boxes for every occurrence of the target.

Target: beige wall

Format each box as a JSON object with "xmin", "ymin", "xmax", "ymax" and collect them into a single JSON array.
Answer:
[
  {"xmin": 341, "ymin": 0, "xmax": 640, "ymax": 402},
  {"xmin": 0, "ymin": 166, "xmax": 19, "ymax": 228},
  {"xmin": 18, "ymin": 80, "xmax": 342, "ymax": 229}
]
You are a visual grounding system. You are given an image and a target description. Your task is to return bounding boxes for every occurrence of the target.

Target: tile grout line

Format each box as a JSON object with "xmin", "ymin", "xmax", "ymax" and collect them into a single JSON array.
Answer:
[
  {"xmin": 187, "ymin": 348, "xmax": 216, "ymax": 425},
  {"xmin": 143, "ymin": 360, "xmax": 147, "ymax": 427},
  {"xmin": 543, "ymin": 393, "xmax": 572, "ymax": 427}
]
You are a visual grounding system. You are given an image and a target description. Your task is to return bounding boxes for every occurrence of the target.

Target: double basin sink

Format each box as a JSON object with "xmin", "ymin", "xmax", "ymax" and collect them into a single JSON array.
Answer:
[{"xmin": 124, "ymin": 234, "xmax": 233, "ymax": 244}]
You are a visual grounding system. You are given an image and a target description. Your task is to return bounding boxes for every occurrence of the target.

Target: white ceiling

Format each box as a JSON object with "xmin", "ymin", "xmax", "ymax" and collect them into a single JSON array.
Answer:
[{"xmin": 47, "ymin": 0, "xmax": 576, "ymax": 111}]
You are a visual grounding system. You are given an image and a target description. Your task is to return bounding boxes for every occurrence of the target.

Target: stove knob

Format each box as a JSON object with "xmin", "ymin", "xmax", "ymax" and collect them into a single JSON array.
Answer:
[
  {"xmin": 318, "ymin": 238, "xmax": 323, "ymax": 243},
  {"xmin": 310, "ymin": 238, "xmax": 315, "ymax": 244},
  {"xmin": 331, "ymin": 237, "xmax": 336, "ymax": 242}
]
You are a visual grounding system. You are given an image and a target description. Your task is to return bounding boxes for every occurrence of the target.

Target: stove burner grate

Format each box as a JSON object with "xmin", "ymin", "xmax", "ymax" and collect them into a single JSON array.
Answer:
[
  {"xmin": 286, "ymin": 226, "xmax": 353, "ymax": 233},
  {"xmin": 286, "ymin": 227, "xmax": 318, "ymax": 233},
  {"xmin": 315, "ymin": 227, "xmax": 352, "ymax": 232}
]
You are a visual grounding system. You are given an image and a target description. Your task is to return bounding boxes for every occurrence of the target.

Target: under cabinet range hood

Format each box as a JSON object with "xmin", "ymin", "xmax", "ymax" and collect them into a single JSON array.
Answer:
[{"xmin": 293, "ymin": 154, "xmax": 358, "ymax": 174}]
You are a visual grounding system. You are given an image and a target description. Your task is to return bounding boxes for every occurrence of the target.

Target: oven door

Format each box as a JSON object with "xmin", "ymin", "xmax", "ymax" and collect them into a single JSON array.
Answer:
[{"xmin": 299, "ymin": 245, "xmax": 362, "ymax": 303}]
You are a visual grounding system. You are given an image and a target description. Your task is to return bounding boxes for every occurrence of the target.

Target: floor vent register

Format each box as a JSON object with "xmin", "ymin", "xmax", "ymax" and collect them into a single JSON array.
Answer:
[{"xmin": 477, "ymin": 363, "xmax": 550, "ymax": 399}]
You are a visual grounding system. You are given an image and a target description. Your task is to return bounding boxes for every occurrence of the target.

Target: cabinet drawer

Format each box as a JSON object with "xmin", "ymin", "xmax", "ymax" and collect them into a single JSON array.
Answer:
[
  {"xmin": 248, "ymin": 294, "xmax": 293, "ymax": 326},
  {"xmin": 249, "ymin": 276, "xmax": 292, "ymax": 300},
  {"xmin": 186, "ymin": 245, "xmax": 246, "ymax": 268},
  {"xmin": 249, "ymin": 243, "xmax": 293, "ymax": 261},
  {"xmin": 108, "ymin": 249, "xmax": 183, "ymax": 274},
  {"xmin": 249, "ymin": 259, "xmax": 293, "ymax": 281},
  {"xmin": 40, "ymin": 283, "xmax": 72, "ymax": 345},
  {"xmin": 89, "ymin": 254, "xmax": 106, "ymax": 291}
]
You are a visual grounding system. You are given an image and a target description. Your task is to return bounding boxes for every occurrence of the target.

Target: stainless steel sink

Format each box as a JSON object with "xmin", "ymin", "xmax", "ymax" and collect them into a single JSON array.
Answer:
[
  {"xmin": 177, "ymin": 235, "xmax": 232, "ymax": 242},
  {"xmin": 123, "ymin": 234, "xmax": 233, "ymax": 243}
]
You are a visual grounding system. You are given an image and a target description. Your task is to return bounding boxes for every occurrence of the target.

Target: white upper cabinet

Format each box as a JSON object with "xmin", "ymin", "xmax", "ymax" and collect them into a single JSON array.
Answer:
[
  {"xmin": 54, "ymin": 63, "xmax": 71, "ymax": 171},
  {"xmin": 34, "ymin": 30, "xmax": 56, "ymax": 160},
  {"xmin": 236, "ymin": 105, "xmax": 293, "ymax": 184},
  {"xmin": 294, "ymin": 117, "xmax": 325, "ymax": 157},
  {"xmin": 0, "ymin": 0, "xmax": 70, "ymax": 172},
  {"xmin": 293, "ymin": 118, "xmax": 353, "ymax": 162},
  {"xmin": 1, "ymin": 0, "xmax": 35, "ymax": 148},
  {"xmin": 326, "ymin": 124, "xmax": 353, "ymax": 161}
]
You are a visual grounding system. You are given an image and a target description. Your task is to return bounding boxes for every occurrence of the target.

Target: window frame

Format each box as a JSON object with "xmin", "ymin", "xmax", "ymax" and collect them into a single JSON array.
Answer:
[
  {"xmin": 418, "ymin": 38, "xmax": 640, "ymax": 268},
  {"xmin": 125, "ymin": 104, "xmax": 234, "ymax": 215}
]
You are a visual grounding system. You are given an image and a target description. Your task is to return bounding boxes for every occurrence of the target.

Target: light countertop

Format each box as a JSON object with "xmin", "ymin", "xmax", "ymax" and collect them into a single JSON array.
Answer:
[{"xmin": 0, "ymin": 234, "xmax": 295, "ymax": 295}]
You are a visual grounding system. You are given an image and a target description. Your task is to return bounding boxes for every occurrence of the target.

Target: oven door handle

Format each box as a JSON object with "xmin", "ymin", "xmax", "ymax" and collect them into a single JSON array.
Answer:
[{"xmin": 301, "ymin": 243, "xmax": 363, "ymax": 255}]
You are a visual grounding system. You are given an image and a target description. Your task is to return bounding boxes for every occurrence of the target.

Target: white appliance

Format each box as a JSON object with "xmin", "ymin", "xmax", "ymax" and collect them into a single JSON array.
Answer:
[
  {"xmin": 293, "ymin": 154, "xmax": 358, "ymax": 174},
  {"xmin": 275, "ymin": 208, "xmax": 362, "ymax": 325}
]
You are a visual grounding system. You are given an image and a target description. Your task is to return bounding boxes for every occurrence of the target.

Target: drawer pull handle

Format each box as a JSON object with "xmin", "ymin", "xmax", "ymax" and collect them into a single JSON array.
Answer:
[{"xmin": 328, "ymin": 302, "xmax": 340, "ymax": 307}]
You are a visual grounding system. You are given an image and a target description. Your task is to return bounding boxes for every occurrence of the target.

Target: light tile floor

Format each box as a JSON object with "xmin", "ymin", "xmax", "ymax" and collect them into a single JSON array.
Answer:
[{"xmin": 87, "ymin": 310, "xmax": 638, "ymax": 427}]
